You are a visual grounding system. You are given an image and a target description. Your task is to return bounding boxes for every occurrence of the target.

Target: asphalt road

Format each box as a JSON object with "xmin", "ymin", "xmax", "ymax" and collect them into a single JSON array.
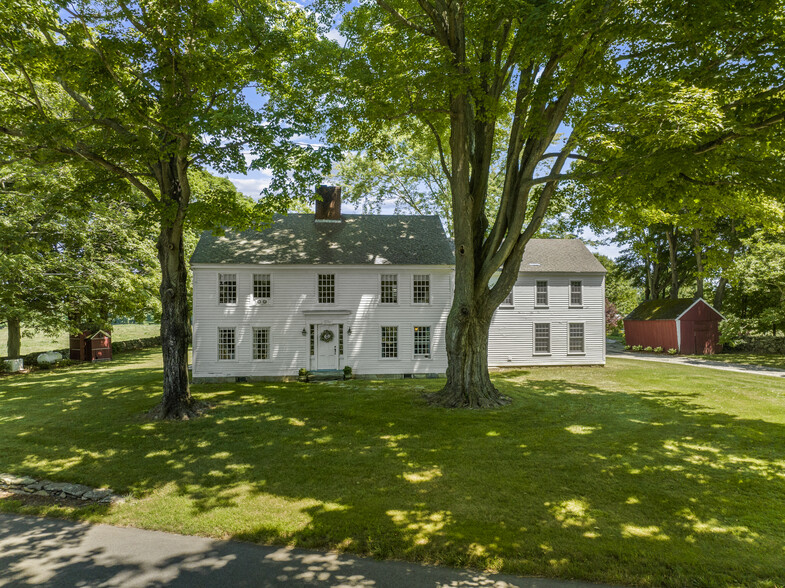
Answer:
[{"xmin": 0, "ymin": 513, "xmax": 614, "ymax": 588}]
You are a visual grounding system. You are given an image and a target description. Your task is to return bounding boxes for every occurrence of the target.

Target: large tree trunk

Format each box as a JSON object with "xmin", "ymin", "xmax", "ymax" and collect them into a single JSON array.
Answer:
[
  {"xmin": 6, "ymin": 317, "xmax": 21, "ymax": 359},
  {"xmin": 666, "ymin": 226, "xmax": 679, "ymax": 299},
  {"xmin": 693, "ymin": 228, "xmax": 704, "ymax": 299},
  {"xmin": 428, "ymin": 304, "xmax": 509, "ymax": 408},
  {"xmin": 714, "ymin": 277, "xmax": 728, "ymax": 310},
  {"xmin": 147, "ymin": 155, "xmax": 202, "ymax": 420}
]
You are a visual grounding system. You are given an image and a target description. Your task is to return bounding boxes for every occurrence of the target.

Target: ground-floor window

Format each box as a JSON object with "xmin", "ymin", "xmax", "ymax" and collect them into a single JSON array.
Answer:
[
  {"xmin": 310, "ymin": 324, "xmax": 315, "ymax": 356},
  {"xmin": 253, "ymin": 327, "xmax": 270, "ymax": 360},
  {"xmin": 381, "ymin": 326, "xmax": 398, "ymax": 358},
  {"xmin": 569, "ymin": 323, "xmax": 585, "ymax": 353},
  {"xmin": 534, "ymin": 323, "xmax": 550, "ymax": 354},
  {"xmin": 413, "ymin": 326, "xmax": 431, "ymax": 358},
  {"xmin": 218, "ymin": 327, "xmax": 236, "ymax": 360}
]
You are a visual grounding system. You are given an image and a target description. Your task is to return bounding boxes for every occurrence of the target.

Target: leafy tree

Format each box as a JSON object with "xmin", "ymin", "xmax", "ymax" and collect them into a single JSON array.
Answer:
[
  {"xmin": 595, "ymin": 254, "xmax": 639, "ymax": 317},
  {"xmin": 335, "ymin": 0, "xmax": 784, "ymax": 407},
  {"xmin": 0, "ymin": 163, "xmax": 159, "ymax": 358},
  {"xmin": 724, "ymin": 232, "xmax": 785, "ymax": 338},
  {"xmin": 0, "ymin": 0, "xmax": 334, "ymax": 417}
]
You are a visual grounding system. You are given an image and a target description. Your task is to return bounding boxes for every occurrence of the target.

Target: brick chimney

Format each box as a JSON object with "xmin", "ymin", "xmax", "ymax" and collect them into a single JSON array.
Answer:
[{"xmin": 315, "ymin": 185, "xmax": 341, "ymax": 221}]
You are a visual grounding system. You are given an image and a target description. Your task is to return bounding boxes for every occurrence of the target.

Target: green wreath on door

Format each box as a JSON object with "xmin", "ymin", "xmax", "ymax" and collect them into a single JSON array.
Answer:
[{"xmin": 319, "ymin": 329, "xmax": 334, "ymax": 343}]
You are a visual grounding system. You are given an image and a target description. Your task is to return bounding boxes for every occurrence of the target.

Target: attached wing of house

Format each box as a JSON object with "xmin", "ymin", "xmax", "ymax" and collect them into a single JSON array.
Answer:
[{"xmin": 488, "ymin": 239, "xmax": 607, "ymax": 367}]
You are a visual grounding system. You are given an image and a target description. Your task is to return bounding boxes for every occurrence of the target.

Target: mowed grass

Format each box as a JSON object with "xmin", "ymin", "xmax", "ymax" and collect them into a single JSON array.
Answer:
[
  {"xmin": 695, "ymin": 352, "xmax": 785, "ymax": 371},
  {"xmin": 1, "ymin": 351, "xmax": 784, "ymax": 587},
  {"xmin": 0, "ymin": 323, "xmax": 160, "ymax": 357}
]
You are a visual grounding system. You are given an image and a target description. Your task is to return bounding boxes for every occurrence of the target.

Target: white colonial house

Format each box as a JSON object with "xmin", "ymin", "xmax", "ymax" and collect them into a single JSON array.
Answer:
[{"xmin": 190, "ymin": 189, "xmax": 606, "ymax": 382}]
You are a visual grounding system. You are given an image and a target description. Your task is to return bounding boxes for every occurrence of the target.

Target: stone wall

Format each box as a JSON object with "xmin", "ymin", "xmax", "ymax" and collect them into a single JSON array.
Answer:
[{"xmin": 5, "ymin": 335, "xmax": 163, "ymax": 365}]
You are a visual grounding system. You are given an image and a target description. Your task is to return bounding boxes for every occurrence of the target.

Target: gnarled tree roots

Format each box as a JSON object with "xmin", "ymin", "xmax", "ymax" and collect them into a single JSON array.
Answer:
[{"xmin": 145, "ymin": 399, "xmax": 210, "ymax": 421}]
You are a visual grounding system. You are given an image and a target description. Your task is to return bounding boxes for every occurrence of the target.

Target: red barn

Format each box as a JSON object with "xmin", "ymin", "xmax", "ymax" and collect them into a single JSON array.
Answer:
[{"xmin": 623, "ymin": 298, "xmax": 724, "ymax": 355}]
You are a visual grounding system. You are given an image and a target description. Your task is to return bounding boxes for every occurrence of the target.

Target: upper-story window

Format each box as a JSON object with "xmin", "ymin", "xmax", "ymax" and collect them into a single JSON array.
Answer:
[
  {"xmin": 218, "ymin": 273, "xmax": 237, "ymax": 304},
  {"xmin": 500, "ymin": 288, "xmax": 514, "ymax": 308},
  {"xmin": 570, "ymin": 280, "xmax": 583, "ymax": 306},
  {"xmin": 253, "ymin": 274, "xmax": 271, "ymax": 303},
  {"xmin": 413, "ymin": 274, "xmax": 430, "ymax": 304},
  {"xmin": 535, "ymin": 280, "xmax": 548, "ymax": 307},
  {"xmin": 318, "ymin": 274, "xmax": 335, "ymax": 304},
  {"xmin": 380, "ymin": 274, "xmax": 398, "ymax": 304}
]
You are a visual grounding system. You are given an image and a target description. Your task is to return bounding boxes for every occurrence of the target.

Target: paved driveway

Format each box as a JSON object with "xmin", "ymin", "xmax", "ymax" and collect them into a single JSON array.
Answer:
[
  {"xmin": 0, "ymin": 513, "xmax": 615, "ymax": 588},
  {"xmin": 606, "ymin": 339, "xmax": 785, "ymax": 378}
]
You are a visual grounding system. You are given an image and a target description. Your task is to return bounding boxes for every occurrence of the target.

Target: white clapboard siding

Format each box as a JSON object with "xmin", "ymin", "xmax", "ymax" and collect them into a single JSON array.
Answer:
[
  {"xmin": 192, "ymin": 264, "xmax": 452, "ymax": 379},
  {"xmin": 488, "ymin": 273, "xmax": 606, "ymax": 366}
]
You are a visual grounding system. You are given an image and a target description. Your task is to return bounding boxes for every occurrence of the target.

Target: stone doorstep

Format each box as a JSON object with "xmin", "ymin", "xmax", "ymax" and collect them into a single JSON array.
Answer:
[{"xmin": 0, "ymin": 472, "xmax": 124, "ymax": 504}]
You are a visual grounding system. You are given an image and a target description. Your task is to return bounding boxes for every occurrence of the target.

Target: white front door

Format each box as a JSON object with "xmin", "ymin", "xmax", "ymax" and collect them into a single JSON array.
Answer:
[{"xmin": 317, "ymin": 324, "xmax": 339, "ymax": 370}]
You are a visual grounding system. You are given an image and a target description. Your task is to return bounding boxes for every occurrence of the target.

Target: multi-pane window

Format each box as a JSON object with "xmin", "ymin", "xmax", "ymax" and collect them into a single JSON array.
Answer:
[
  {"xmin": 570, "ymin": 280, "xmax": 583, "ymax": 306},
  {"xmin": 413, "ymin": 326, "xmax": 431, "ymax": 358},
  {"xmin": 535, "ymin": 280, "xmax": 548, "ymax": 306},
  {"xmin": 381, "ymin": 326, "xmax": 398, "ymax": 358},
  {"xmin": 380, "ymin": 274, "xmax": 398, "ymax": 304},
  {"xmin": 218, "ymin": 273, "xmax": 237, "ymax": 304},
  {"xmin": 338, "ymin": 324, "xmax": 344, "ymax": 355},
  {"xmin": 253, "ymin": 327, "xmax": 270, "ymax": 360},
  {"xmin": 318, "ymin": 274, "xmax": 335, "ymax": 304},
  {"xmin": 534, "ymin": 323, "xmax": 550, "ymax": 354},
  {"xmin": 218, "ymin": 327, "xmax": 236, "ymax": 360},
  {"xmin": 309, "ymin": 324, "xmax": 315, "ymax": 356},
  {"xmin": 253, "ymin": 274, "xmax": 271, "ymax": 302},
  {"xmin": 569, "ymin": 323, "xmax": 585, "ymax": 353},
  {"xmin": 501, "ymin": 289, "xmax": 514, "ymax": 307},
  {"xmin": 413, "ymin": 274, "xmax": 430, "ymax": 304}
]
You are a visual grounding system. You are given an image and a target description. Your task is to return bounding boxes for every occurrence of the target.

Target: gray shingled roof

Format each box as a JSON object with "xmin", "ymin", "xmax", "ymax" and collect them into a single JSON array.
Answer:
[
  {"xmin": 625, "ymin": 299, "xmax": 703, "ymax": 321},
  {"xmin": 518, "ymin": 239, "xmax": 606, "ymax": 273},
  {"xmin": 190, "ymin": 214, "xmax": 455, "ymax": 266}
]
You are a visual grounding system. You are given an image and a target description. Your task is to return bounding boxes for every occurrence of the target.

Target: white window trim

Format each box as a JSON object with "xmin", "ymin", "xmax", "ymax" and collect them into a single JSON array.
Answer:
[
  {"xmin": 252, "ymin": 273, "xmax": 273, "ymax": 306},
  {"xmin": 217, "ymin": 326, "xmax": 238, "ymax": 361},
  {"xmin": 251, "ymin": 326, "xmax": 273, "ymax": 362},
  {"xmin": 569, "ymin": 279, "xmax": 583, "ymax": 308},
  {"xmin": 534, "ymin": 279, "xmax": 549, "ymax": 308},
  {"xmin": 532, "ymin": 322, "xmax": 551, "ymax": 355},
  {"xmin": 412, "ymin": 274, "xmax": 431, "ymax": 305},
  {"xmin": 218, "ymin": 273, "xmax": 238, "ymax": 306},
  {"xmin": 379, "ymin": 273, "xmax": 399, "ymax": 305},
  {"xmin": 499, "ymin": 286, "xmax": 515, "ymax": 308},
  {"xmin": 380, "ymin": 324, "xmax": 400, "ymax": 360},
  {"xmin": 567, "ymin": 321, "xmax": 586, "ymax": 355},
  {"xmin": 412, "ymin": 324, "xmax": 434, "ymax": 360},
  {"xmin": 316, "ymin": 273, "xmax": 336, "ymax": 305}
]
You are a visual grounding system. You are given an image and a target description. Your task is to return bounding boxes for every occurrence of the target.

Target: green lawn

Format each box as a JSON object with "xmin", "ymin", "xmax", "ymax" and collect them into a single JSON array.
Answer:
[
  {"xmin": 695, "ymin": 352, "xmax": 785, "ymax": 371},
  {"xmin": 1, "ymin": 351, "xmax": 784, "ymax": 587},
  {"xmin": 0, "ymin": 323, "xmax": 160, "ymax": 356}
]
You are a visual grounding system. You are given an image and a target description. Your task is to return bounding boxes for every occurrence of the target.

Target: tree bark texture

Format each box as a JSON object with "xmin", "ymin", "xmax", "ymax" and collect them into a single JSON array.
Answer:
[
  {"xmin": 6, "ymin": 317, "xmax": 21, "ymax": 359},
  {"xmin": 714, "ymin": 277, "xmax": 728, "ymax": 310},
  {"xmin": 428, "ymin": 300, "xmax": 509, "ymax": 408},
  {"xmin": 693, "ymin": 228, "xmax": 704, "ymax": 299},
  {"xmin": 666, "ymin": 226, "xmax": 679, "ymax": 299},
  {"xmin": 146, "ymin": 155, "xmax": 202, "ymax": 420}
]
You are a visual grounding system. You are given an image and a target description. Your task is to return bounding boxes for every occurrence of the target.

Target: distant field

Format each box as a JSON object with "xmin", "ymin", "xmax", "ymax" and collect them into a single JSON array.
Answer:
[{"xmin": 0, "ymin": 323, "xmax": 160, "ymax": 356}]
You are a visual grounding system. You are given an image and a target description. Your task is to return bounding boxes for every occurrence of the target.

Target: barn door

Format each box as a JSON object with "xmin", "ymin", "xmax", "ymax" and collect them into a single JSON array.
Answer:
[{"xmin": 694, "ymin": 328, "xmax": 713, "ymax": 355}]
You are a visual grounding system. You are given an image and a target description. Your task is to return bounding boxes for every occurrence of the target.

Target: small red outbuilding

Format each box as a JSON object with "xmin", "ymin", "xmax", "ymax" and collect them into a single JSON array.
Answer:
[
  {"xmin": 623, "ymin": 298, "xmax": 724, "ymax": 355},
  {"xmin": 69, "ymin": 330, "xmax": 113, "ymax": 362}
]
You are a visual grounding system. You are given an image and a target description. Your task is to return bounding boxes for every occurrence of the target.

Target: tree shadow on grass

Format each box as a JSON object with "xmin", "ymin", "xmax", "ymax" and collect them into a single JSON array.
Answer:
[{"xmin": 1, "ymin": 362, "xmax": 784, "ymax": 586}]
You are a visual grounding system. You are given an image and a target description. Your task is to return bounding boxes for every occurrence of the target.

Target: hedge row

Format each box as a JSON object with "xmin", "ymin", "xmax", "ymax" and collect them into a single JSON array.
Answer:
[{"xmin": 726, "ymin": 335, "xmax": 785, "ymax": 354}]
